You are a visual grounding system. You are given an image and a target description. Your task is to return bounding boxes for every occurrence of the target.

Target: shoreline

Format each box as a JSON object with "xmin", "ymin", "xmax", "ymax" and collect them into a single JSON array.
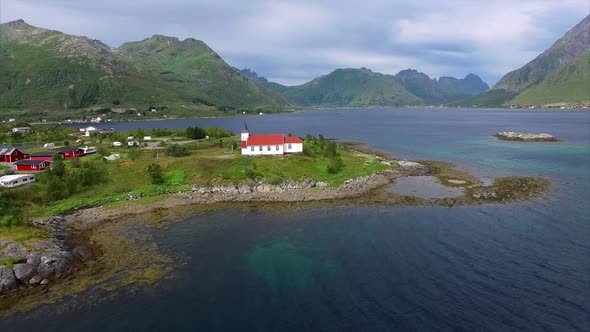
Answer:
[{"xmin": 0, "ymin": 146, "xmax": 551, "ymax": 315}]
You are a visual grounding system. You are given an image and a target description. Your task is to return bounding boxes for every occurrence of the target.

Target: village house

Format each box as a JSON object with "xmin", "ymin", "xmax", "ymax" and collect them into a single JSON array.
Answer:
[
  {"xmin": 240, "ymin": 123, "xmax": 303, "ymax": 156},
  {"xmin": 0, "ymin": 146, "xmax": 30, "ymax": 163},
  {"xmin": 29, "ymin": 152, "xmax": 61, "ymax": 162},
  {"xmin": 59, "ymin": 147, "xmax": 85, "ymax": 159},
  {"xmin": 14, "ymin": 160, "xmax": 50, "ymax": 172},
  {"xmin": 11, "ymin": 127, "xmax": 31, "ymax": 134}
]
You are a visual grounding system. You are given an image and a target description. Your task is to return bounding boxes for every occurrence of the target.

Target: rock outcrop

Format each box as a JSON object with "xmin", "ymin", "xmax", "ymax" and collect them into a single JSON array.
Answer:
[
  {"xmin": 495, "ymin": 132, "xmax": 560, "ymax": 142},
  {"xmin": 0, "ymin": 216, "xmax": 75, "ymax": 295}
]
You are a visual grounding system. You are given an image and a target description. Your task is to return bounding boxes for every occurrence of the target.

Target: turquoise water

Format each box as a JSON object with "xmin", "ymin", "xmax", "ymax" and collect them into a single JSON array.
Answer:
[{"xmin": 5, "ymin": 108, "xmax": 589, "ymax": 331}]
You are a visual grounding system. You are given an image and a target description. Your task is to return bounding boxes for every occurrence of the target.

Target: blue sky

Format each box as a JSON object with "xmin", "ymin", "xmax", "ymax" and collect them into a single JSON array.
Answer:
[{"xmin": 1, "ymin": 0, "xmax": 588, "ymax": 86}]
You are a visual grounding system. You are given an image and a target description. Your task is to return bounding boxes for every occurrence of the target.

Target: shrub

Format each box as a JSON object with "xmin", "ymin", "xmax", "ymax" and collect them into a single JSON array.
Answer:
[
  {"xmin": 327, "ymin": 157, "xmax": 344, "ymax": 174},
  {"xmin": 267, "ymin": 174, "xmax": 283, "ymax": 185},
  {"xmin": 70, "ymin": 156, "xmax": 81, "ymax": 168},
  {"xmin": 165, "ymin": 144, "xmax": 190, "ymax": 157},
  {"xmin": 146, "ymin": 163, "xmax": 164, "ymax": 184}
]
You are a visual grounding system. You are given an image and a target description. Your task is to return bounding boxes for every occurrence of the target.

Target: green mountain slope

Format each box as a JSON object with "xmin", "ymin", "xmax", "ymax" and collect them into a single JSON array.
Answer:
[
  {"xmin": 0, "ymin": 19, "xmax": 293, "ymax": 117},
  {"xmin": 494, "ymin": 15, "xmax": 589, "ymax": 93},
  {"xmin": 512, "ymin": 53, "xmax": 590, "ymax": 105},
  {"xmin": 117, "ymin": 36, "xmax": 292, "ymax": 109},
  {"xmin": 274, "ymin": 68, "xmax": 422, "ymax": 107},
  {"xmin": 393, "ymin": 69, "xmax": 488, "ymax": 103},
  {"xmin": 453, "ymin": 15, "xmax": 589, "ymax": 107}
]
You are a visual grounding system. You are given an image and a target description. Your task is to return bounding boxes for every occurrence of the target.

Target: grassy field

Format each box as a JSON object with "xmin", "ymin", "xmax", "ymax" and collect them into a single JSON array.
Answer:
[{"xmin": 3, "ymin": 135, "xmax": 393, "ymax": 220}]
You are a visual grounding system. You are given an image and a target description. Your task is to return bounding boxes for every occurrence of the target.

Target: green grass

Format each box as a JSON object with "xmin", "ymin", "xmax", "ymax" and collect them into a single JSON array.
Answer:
[
  {"xmin": 0, "ymin": 257, "xmax": 21, "ymax": 268},
  {"xmin": 0, "ymin": 226, "xmax": 48, "ymax": 245}
]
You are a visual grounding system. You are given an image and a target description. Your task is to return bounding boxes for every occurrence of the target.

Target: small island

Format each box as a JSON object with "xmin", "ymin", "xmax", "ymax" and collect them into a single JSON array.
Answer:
[{"xmin": 494, "ymin": 131, "xmax": 561, "ymax": 142}]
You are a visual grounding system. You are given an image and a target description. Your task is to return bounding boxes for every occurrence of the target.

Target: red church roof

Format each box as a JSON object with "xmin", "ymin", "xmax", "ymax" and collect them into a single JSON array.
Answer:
[
  {"xmin": 246, "ymin": 134, "xmax": 285, "ymax": 146},
  {"xmin": 284, "ymin": 136, "xmax": 303, "ymax": 143}
]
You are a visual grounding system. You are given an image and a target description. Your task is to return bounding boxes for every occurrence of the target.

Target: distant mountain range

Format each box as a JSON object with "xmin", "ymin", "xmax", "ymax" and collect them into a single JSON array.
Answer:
[
  {"xmin": 456, "ymin": 14, "xmax": 589, "ymax": 107},
  {"xmin": 0, "ymin": 19, "xmax": 292, "ymax": 117},
  {"xmin": 240, "ymin": 67, "xmax": 489, "ymax": 107},
  {"xmin": 1, "ymin": 15, "xmax": 587, "ymax": 118}
]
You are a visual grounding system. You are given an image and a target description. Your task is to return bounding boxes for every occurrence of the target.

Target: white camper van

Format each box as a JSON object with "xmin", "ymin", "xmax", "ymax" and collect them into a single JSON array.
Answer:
[{"xmin": 0, "ymin": 174, "xmax": 35, "ymax": 188}]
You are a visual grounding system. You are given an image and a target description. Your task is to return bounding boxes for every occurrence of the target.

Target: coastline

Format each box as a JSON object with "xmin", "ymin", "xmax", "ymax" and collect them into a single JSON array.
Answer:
[{"xmin": 0, "ymin": 145, "xmax": 551, "ymax": 315}]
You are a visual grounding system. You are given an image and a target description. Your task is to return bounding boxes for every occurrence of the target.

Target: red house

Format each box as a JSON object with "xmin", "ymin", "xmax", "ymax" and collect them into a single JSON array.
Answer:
[
  {"xmin": 0, "ymin": 146, "xmax": 30, "ymax": 163},
  {"xmin": 29, "ymin": 152, "xmax": 61, "ymax": 162},
  {"xmin": 15, "ymin": 160, "xmax": 50, "ymax": 172},
  {"xmin": 59, "ymin": 148, "xmax": 85, "ymax": 159}
]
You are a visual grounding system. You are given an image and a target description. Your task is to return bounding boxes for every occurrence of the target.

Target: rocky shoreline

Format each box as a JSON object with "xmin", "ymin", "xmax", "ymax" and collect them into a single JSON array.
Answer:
[
  {"xmin": 0, "ymin": 217, "xmax": 90, "ymax": 295},
  {"xmin": 0, "ymin": 153, "xmax": 550, "ymax": 305},
  {"xmin": 0, "ymin": 159, "xmax": 427, "ymax": 297},
  {"xmin": 494, "ymin": 131, "xmax": 560, "ymax": 142}
]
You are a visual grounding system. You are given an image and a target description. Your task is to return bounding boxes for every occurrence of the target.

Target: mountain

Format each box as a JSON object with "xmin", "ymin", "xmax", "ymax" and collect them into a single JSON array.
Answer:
[
  {"xmin": 456, "ymin": 15, "xmax": 590, "ymax": 107},
  {"xmin": 258, "ymin": 67, "xmax": 488, "ymax": 107},
  {"xmin": 0, "ymin": 20, "xmax": 293, "ymax": 117},
  {"xmin": 270, "ymin": 68, "xmax": 422, "ymax": 107},
  {"xmin": 511, "ymin": 53, "xmax": 590, "ymax": 105},
  {"xmin": 393, "ymin": 69, "xmax": 488, "ymax": 103}
]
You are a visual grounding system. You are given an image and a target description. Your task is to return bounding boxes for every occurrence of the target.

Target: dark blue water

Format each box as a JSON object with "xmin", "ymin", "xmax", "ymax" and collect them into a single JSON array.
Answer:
[{"xmin": 6, "ymin": 108, "xmax": 590, "ymax": 331}]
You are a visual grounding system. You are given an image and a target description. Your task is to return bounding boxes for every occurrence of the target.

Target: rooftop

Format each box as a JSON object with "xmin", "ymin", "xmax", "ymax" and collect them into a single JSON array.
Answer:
[
  {"xmin": 0, "ymin": 174, "xmax": 35, "ymax": 182},
  {"xmin": 247, "ymin": 134, "xmax": 286, "ymax": 146},
  {"xmin": 15, "ymin": 160, "xmax": 47, "ymax": 166}
]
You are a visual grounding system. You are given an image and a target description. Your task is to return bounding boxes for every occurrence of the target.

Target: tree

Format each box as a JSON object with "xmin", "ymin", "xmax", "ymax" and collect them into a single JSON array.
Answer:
[
  {"xmin": 146, "ymin": 163, "xmax": 164, "ymax": 184},
  {"xmin": 63, "ymin": 140, "xmax": 70, "ymax": 146},
  {"xmin": 0, "ymin": 189, "xmax": 22, "ymax": 227},
  {"xmin": 324, "ymin": 141, "xmax": 338, "ymax": 158},
  {"xmin": 50, "ymin": 155, "xmax": 65, "ymax": 177}
]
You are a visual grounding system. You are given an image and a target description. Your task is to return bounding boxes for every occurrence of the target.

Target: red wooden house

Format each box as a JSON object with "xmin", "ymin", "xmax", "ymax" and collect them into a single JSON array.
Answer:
[
  {"xmin": 15, "ymin": 160, "xmax": 50, "ymax": 172},
  {"xmin": 29, "ymin": 152, "xmax": 61, "ymax": 162},
  {"xmin": 59, "ymin": 148, "xmax": 85, "ymax": 159},
  {"xmin": 0, "ymin": 146, "xmax": 30, "ymax": 163}
]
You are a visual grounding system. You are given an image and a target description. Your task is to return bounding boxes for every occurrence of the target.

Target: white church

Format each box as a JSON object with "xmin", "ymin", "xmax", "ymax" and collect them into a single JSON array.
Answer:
[{"xmin": 240, "ymin": 123, "xmax": 303, "ymax": 156}]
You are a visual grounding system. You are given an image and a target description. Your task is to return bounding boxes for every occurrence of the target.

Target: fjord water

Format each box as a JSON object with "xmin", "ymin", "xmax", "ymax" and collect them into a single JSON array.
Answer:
[{"xmin": 6, "ymin": 109, "xmax": 590, "ymax": 331}]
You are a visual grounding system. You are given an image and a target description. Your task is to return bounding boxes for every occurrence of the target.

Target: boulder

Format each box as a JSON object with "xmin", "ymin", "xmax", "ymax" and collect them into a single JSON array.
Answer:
[
  {"xmin": 26, "ymin": 253, "xmax": 42, "ymax": 267},
  {"xmin": 40, "ymin": 279, "xmax": 49, "ymax": 285},
  {"xmin": 37, "ymin": 254, "xmax": 71, "ymax": 278},
  {"xmin": 398, "ymin": 161, "xmax": 423, "ymax": 168},
  {"xmin": 29, "ymin": 275, "xmax": 43, "ymax": 285},
  {"xmin": 13, "ymin": 263, "xmax": 36, "ymax": 282},
  {"xmin": 3, "ymin": 243, "xmax": 28, "ymax": 260},
  {"xmin": 0, "ymin": 266, "xmax": 17, "ymax": 293},
  {"xmin": 316, "ymin": 181, "xmax": 329, "ymax": 187}
]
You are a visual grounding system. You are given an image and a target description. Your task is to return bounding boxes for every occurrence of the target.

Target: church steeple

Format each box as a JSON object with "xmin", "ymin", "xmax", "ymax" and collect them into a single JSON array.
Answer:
[{"xmin": 241, "ymin": 121, "xmax": 250, "ymax": 142}]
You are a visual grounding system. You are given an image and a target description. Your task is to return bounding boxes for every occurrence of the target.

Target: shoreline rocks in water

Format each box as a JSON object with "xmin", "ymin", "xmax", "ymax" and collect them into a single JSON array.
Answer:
[
  {"xmin": 0, "ymin": 217, "xmax": 75, "ymax": 295},
  {"xmin": 494, "ymin": 131, "xmax": 560, "ymax": 142}
]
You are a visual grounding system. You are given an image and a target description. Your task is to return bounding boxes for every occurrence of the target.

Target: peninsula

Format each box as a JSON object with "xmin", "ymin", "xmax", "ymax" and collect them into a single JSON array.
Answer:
[{"xmin": 0, "ymin": 122, "xmax": 550, "ymax": 314}]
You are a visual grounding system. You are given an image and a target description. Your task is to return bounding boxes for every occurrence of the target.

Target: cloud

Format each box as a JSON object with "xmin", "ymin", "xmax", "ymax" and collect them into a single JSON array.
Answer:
[{"xmin": 1, "ymin": 0, "xmax": 588, "ymax": 86}]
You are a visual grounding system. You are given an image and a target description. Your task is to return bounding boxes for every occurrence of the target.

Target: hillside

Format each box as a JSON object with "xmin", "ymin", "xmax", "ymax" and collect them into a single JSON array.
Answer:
[
  {"xmin": 494, "ymin": 15, "xmax": 589, "ymax": 93},
  {"xmin": 0, "ymin": 20, "xmax": 293, "ymax": 119},
  {"xmin": 272, "ymin": 68, "xmax": 423, "ymax": 107},
  {"xmin": 512, "ymin": 53, "xmax": 590, "ymax": 106},
  {"xmin": 393, "ymin": 69, "xmax": 488, "ymax": 104},
  {"xmin": 456, "ymin": 15, "xmax": 589, "ymax": 107}
]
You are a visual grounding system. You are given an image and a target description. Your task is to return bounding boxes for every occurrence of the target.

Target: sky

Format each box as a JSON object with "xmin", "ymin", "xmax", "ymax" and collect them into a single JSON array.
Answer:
[{"xmin": 1, "ymin": 0, "xmax": 588, "ymax": 86}]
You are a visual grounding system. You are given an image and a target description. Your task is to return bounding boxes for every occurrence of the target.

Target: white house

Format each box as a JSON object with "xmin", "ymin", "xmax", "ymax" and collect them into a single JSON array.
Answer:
[
  {"xmin": 240, "ymin": 123, "xmax": 303, "ymax": 156},
  {"xmin": 84, "ymin": 126, "xmax": 98, "ymax": 136},
  {"xmin": 0, "ymin": 174, "xmax": 35, "ymax": 188}
]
